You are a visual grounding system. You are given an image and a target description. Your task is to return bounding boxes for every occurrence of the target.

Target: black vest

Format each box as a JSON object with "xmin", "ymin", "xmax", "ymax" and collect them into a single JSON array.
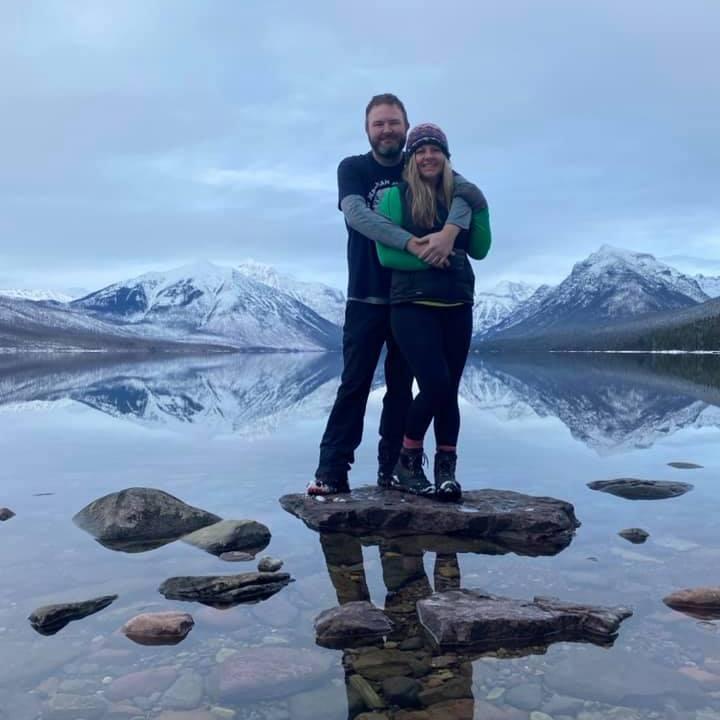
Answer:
[{"xmin": 390, "ymin": 183, "xmax": 475, "ymax": 305}]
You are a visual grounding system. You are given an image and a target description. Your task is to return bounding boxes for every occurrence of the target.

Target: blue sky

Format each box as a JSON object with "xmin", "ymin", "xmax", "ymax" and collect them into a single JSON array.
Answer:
[{"xmin": 1, "ymin": 1, "xmax": 718, "ymax": 294}]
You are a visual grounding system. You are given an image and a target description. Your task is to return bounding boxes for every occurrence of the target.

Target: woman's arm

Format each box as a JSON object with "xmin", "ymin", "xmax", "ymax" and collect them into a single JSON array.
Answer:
[{"xmin": 375, "ymin": 187, "xmax": 429, "ymax": 271}]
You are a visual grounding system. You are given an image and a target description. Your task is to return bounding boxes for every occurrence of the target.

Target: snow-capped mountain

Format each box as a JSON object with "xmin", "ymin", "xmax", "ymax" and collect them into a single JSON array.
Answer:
[
  {"xmin": 695, "ymin": 274, "xmax": 720, "ymax": 298},
  {"xmin": 472, "ymin": 281, "xmax": 537, "ymax": 336},
  {"xmin": 236, "ymin": 259, "xmax": 345, "ymax": 326},
  {"xmin": 72, "ymin": 261, "xmax": 341, "ymax": 351},
  {"xmin": 0, "ymin": 289, "xmax": 74, "ymax": 303},
  {"xmin": 481, "ymin": 245, "xmax": 709, "ymax": 343}
]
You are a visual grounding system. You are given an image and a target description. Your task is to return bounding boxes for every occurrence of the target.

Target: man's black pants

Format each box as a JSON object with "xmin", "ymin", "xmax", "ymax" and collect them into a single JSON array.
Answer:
[{"xmin": 316, "ymin": 301, "xmax": 413, "ymax": 476}]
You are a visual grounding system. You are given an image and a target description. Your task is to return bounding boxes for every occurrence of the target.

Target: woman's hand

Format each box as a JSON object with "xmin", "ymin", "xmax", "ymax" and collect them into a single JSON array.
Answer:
[{"xmin": 418, "ymin": 226, "xmax": 457, "ymax": 267}]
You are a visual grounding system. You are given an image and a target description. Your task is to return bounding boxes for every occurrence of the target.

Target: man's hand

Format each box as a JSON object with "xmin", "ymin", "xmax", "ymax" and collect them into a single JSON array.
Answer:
[{"xmin": 418, "ymin": 225, "xmax": 459, "ymax": 267}]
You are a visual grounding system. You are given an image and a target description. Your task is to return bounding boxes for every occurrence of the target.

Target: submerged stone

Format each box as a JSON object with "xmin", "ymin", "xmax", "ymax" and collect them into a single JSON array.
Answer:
[
  {"xmin": 29, "ymin": 594, "xmax": 118, "ymax": 635},
  {"xmin": 73, "ymin": 487, "xmax": 220, "ymax": 552},
  {"xmin": 587, "ymin": 478, "xmax": 693, "ymax": 500},
  {"xmin": 122, "ymin": 611, "xmax": 195, "ymax": 646},
  {"xmin": 618, "ymin": 527, "xmax": 649, "ymax": 544},
  {"xmin": 207, "ymin": 646, "xmax": 332, "ymax": 702},
  {"xmin": 182, "ymin": 519, "xmax": 270, "ymax": 556},
  {"xmin": 416, "ymin": 589, "xmax": 632, "ymax": 652},
  {"xmin": 159, "ymin": 572, "xmax": 292, "ymax": 608},
  {"xmin": 664, "ymin": 587, "xmax": 720, "ymax": 620},
  {"xmin": 0, "ymin": 507, "xmax": 15, "ymax": 521},
  {"xmin": 314, "ymin": 601, "xmax": 393, "ymax": 648},
  {"xmin": 280, "ymin": 487, "xmax": 579, "ymax": 556}
]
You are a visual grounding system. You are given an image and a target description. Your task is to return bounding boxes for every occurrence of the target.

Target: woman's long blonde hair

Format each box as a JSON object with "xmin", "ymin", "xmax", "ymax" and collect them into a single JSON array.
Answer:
[{"xmin": 403, "ymin": 151, "xmax": 454, "ymax": 230}]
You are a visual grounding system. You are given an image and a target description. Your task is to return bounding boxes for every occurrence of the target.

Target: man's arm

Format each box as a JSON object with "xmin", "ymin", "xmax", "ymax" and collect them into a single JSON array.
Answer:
[{"xmin": 340, "ymin": 195, "xmax": 413, "ymax": 250}]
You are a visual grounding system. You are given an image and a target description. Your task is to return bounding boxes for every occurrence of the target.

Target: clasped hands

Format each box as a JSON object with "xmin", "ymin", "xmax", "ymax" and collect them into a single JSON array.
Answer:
[{"xmin": 407, "ymin": 225, "xmax": 458, "ymax": 268}]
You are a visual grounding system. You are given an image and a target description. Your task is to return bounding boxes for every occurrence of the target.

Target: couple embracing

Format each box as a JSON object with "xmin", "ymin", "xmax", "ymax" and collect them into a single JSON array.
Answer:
[{"xmin": 307, "ymin": 93, "xmax": 491, "ymax": 502}]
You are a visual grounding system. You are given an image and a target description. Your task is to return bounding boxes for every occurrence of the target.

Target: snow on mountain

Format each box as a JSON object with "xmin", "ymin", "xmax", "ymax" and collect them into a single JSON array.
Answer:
[
  {"xmin": 72, "ymin": 261, "xmax": 341, "ymax": 351},
  {"xmin": 0, "ymin": 289, "xmax": 73, "ymax": 303},
  {"xmin": 472, "ymin": 281, "xmax": 537, "ymax": 336},
  {"xmin": 236, "ymin": 259, "xmax": 345, "ymax": 326},
  {"xmin": 695, "ymin": 274, "xmax": 720, "ymax": 298},
  {"xmin": 482, "ymin": 245, "xmax": 709, "ymax": 342}
]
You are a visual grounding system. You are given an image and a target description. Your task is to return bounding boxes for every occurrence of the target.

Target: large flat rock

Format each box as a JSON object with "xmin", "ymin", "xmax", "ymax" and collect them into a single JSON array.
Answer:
[
  {"xmin": 417, "ymin": 589, "xmax": 632, "ymax": 652},
  {"xmin": 280, "ymin": 487, "xmax": 579, "ymax": 555},
  {"xmin": 29, "ymin": 595, "xmax": 118, "ymax": 636}
]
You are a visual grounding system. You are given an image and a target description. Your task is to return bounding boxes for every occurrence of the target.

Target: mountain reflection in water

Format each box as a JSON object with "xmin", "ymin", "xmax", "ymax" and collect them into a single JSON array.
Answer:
[{"xmin": 1, "ymin": 352, "xmax": 719, "ymax": 453}]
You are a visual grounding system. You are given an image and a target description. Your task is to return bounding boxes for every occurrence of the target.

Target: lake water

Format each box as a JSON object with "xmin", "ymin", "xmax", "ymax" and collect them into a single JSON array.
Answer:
[{"xmin": 1, "ymin": 352, "xmax": 719, "ymax": 720}]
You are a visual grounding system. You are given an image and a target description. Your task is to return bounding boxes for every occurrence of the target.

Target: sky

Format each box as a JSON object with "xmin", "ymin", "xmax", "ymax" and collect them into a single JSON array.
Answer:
[{"xmin": 1, "ymin": 0, "xmax": 719, "ymax": 295}]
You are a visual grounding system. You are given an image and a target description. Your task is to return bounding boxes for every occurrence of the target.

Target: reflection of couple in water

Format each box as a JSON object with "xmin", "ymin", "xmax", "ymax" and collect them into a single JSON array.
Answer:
[
  {"xmin": 320, "ymin": 532, "xmax": 475, "ymax": 719},
  {"xmin": 308, "ymin": 93, "xmax": 492, "ymax": 502}
]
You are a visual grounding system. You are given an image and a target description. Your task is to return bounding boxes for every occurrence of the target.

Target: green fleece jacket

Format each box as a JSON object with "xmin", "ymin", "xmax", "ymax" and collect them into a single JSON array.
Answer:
[{"xmin": 376, "ymin": 185, "xmax": 492, "ymax": 271}]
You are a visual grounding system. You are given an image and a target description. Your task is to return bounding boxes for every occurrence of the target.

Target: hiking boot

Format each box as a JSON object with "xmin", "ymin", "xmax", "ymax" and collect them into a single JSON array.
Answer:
[
  {"xmin": 434, "ymin": 450, "xmax": 462, "ymax": 502},
  {"xmin": 392, "ymin": 448, "xmax": 433, "ymax": 497},
  {"xmin": 307, "ymin": 470, "xmax": 350, "ymax": 496},
  {"xmin": 377, "ymin": 442, "xmax": 400, "ymax": 488}
]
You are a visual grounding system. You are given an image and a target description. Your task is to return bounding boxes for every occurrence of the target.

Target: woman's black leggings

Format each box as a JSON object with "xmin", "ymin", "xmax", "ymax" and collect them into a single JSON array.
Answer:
[{"xmin": 390, "ymin": 302, "xmax": 473, "ymax": 447}]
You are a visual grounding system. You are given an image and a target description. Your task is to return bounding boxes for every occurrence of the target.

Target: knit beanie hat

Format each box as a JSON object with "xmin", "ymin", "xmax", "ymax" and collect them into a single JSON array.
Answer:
[{"xmin": 405, "ymin": 123, "xmax": 450, "ymax": 158}]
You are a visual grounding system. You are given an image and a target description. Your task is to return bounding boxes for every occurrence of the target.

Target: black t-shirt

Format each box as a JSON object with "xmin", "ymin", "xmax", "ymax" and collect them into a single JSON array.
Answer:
[{"xmin": 337, "ymin": 152, "xmax": 405, "ymax": 302}]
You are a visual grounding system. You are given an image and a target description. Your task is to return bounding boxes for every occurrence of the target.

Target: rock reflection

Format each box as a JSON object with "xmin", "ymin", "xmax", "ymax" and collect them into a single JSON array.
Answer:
[{"xmin": 316, "ymin": 530, "xmax": 628, "ymax": 719}]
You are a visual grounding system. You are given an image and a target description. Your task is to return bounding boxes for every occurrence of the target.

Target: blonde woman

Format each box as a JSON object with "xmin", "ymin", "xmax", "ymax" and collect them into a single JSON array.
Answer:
[{"xmin": 376, "ymin": 123, "xmax": 491, "ymax": 501}]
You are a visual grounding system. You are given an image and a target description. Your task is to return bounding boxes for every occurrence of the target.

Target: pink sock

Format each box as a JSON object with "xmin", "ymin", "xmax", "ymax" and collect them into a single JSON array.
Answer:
[
  {"xmin": 402, "ymin": 436, "xmax": 423, "ymax": 450},
  {"xmin": 437, "ymin": 445, "xmax": 456, "ymax": 452}
]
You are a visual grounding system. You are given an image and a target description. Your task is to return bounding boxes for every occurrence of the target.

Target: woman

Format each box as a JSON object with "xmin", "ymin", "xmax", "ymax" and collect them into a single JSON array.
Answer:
[{"xmin": 376, "ymin": 123, "xmax": 491, "ymax": 501}]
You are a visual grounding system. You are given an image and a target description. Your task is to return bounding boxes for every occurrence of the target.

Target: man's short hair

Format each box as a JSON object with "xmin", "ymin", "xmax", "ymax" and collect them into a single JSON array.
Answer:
[{"xmin": 365, "ymin": 93, "xmax": 409, "ymax": 129}]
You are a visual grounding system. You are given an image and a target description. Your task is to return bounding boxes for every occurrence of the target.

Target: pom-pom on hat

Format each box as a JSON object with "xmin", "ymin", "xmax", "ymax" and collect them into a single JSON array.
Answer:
[{"xmin": 406, "ymin": 123, "xmax": 450, "ymax": 158}]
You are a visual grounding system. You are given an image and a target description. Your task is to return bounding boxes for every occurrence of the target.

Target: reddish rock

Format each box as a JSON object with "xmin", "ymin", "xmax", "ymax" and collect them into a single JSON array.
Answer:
[
  {"xmin": 208, "ymin": 646, "xmax": 332, "ymax": 701},
  {"xmin": 664, "ymin": 587, "xmax": 720, "ymax": 619},
  {"xmin": 121, "ymin": 611, "xmax": 194, "ymax": 646},
  {"xmin": 105, "ymin": 666, "xmax": 178, "ymax": 701},
  {"xmin": 679, "ymin": 666, "xmax": 720, "ymax": 687}
]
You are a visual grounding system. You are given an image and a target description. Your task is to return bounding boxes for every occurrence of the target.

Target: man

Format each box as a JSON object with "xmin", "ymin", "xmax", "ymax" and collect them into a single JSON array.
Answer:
[{"xmin": 307, "ymin": 93, "xmax": 485, "ymax": 495}]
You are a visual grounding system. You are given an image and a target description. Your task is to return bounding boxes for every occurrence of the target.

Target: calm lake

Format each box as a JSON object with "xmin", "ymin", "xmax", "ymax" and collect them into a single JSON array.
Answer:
[{"xmin": 1, "ymin": 352, "xmax": 719, "ymax": 720}]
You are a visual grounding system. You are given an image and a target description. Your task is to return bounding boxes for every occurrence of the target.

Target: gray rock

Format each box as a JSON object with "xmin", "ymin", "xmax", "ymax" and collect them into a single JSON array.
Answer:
[
  {"xmin": 417, "ymin": 590, "xmax": 632, "ymax": 652},
  {"xmin": 159, "ymin": 572, "xmax": 292, "ymax": 608},
  {"xmin": 0, "ymin": 507, "xmax": 15, "ymax": 521},
  {"xmin": 29, "ymin": 594, "xmax": 117, "ymax": 635},
  {"xmin": 663, "ymin": 587, "xmax": 720, "ymax": 620},
  {"xmin": 45, "ymin": 692, "xmax": 108, "ymax": 720},
  {"xmin": 505, "ymin": 682, "xmax": 543, "ymax": 710},
  {"xmin": 208, "ymin": 646, "xmax": 332, "ymax": 702},
  {"xmin": 381, "ymin": 676, "xmax": 422, "ymax": 707},
  {"xmin": 258, "ymin": 555, "xmax": 284, "ymax": 572},
  {"xmin": 288, "ymin": 684, "xmax": 349, "ymax": 720},
  {"xmin": 73, "ymin": 487, "xmax": 220, "ymax": 551},
  {"xmin": 587, "ymin": 479, "xmax": 692, "ymax": 500},
  {"xmin": 161, "ymin": 670, "xmax": 204, "ymax": 710},
  {"xmin": 122, "ymin": 611, "xmax": 194, "ymax": 645},
  {"xmin": 618, "ymin": 528, "xmax": 650, "ymax": 544},
  {"xmin": 314, "ymin": 601, "xmax": 393, "ymax": 648},
  {"xmin": 182, "ymin": 519, "xmax": 270, "ymax": 556},
  {"xmin": 280, "ymin": 487, "xmax": 579, "ymax": 555},
  {"xmin": 668, "ymin": 461, "xmax": 703, "ymax": 469}
]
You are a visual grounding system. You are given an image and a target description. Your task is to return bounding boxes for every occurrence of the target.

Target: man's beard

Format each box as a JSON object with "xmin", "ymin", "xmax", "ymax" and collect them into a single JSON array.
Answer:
[{"xmin": 370, "ymin": 134, "xmax": 406, "ymax": 160}]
